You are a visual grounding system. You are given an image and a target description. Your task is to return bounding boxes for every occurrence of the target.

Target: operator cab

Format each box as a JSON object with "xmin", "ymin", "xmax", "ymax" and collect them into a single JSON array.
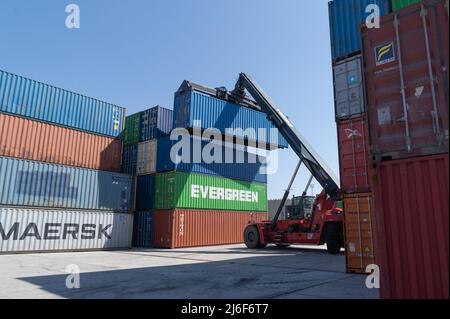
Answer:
[{"xmin": 286, "ymin": 195, "xmax": 315, "ymax": 220}]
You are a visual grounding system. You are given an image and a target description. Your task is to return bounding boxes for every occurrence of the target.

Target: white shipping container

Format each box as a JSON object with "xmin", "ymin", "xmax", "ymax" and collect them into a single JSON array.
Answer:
[
  {"xmin": 0, "ymin": 208, "xmax": 133, "ymax": 253},
  {"xmin": 137, "ymin": 139, "xmax": 157, "ymax": 175},
  {"xmin": 333, "ymin": 55, "xmax": 365, "ymax": 119}
]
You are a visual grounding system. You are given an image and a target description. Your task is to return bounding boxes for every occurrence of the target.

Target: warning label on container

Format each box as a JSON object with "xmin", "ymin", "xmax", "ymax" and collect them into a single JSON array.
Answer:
[{"xmin": 377, "ymin": 106, "xmax": 391, "ymax": 126}]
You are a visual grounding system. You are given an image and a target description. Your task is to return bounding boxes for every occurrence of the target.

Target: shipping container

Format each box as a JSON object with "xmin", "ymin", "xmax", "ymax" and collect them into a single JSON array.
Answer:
[
  {"xmin": 0, "ymin": 113, "xmax": 122, "ymax": 172},
  {"xmin": 140, "ymin": 106, "xmax": 173, "ymax": 142},
  {"xmin": 362, "ymin": 0, "xmax": 449, "ymax": 160},
  {"xmin": 137, "ymin": 139, "xmax": 157, "ymax": 175},
  {"xmin": 0, "ymin": 70, "xmax": 125, "ymax": 137},
  {"xmin": 343, "ymin": 192, "xmax": 376, "ymax": 274},
  {"xmin": 0, "ymin": 156, "xmax": 132, "ymax": 211},
  {"xmin": 173, "ymin": 81, "xmax": 288, "ymax": 149},
  {"xmin": 328, "ymin": 0, "xmax": 391, "ymax": 62},
  {"xmin": 152, "ymin": 209, "xmax": 268, "ymax": 248},
  {"xmin": 333, "ymin": 55, "xmax": 365, "ymax": 119},
  {"xmin": 135, "ymin": 174, "xmax": 155, "ymax": 211},
  {"xmin": 391, "ymin": 0, "xmax": 423, "ymax": 11},
  {"xmin": 372, "ymin": 153, "xmax": 449, "ymax": 299},
  {"xmin": 132, "ymin": 210, "xmax": 153, "ymax": 248},
  {"xmin": 124, "ymin": 112, "xmax": 141, "ymax": 145},
  {"xmin": 154, "ymin": 171, "xmax": 267, "ymax": 212},
  {"xmin": 0, "ymin": 208, "xmax": 133, "ymax": 253},
  {"xmin": 140, "ymin": 136, "xmax": 268, "ymax": 183},
  {"xmin": 337, "ymin": 116, "xmax": 372, "ymax": 193},
  {"xmin": 122, "ymin": 144, "xmax": 138, "ymax": 175}
]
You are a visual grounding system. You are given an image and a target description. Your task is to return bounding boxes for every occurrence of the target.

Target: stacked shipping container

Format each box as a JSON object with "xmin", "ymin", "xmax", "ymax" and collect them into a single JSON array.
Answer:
[
  {"xmin": 328, "ymin": 0, "xmax": 390, "ymax": 273},
  {"xmin": 361, "ymin": 0, "xmax": 449, "ymax": 298},
  {"xmin": 152, "ymin": 83, "xmax": 274, "ymax": 248},
  {"xmin": 330, "ymin": 0, "xmax": 449, "ymax": 297},
  {"xmin": 129, "ymin": 82, "xmax": 277, "ymax": 248},
  {"xmin": 123, "ymin": 81, "xmax": 287, "ymax": 248},
  {"xmin": 0, "ymin": 70, "xmax": 133, "ymax": 253},
  {"xmin": 121, "ymin": 105, "xmax": 173, "ymax": 247}
]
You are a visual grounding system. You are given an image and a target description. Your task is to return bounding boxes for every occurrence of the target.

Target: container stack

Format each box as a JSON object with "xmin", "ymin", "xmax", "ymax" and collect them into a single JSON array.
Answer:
[
  {"xmin": 120, "ymin": 105, "xmax": 173, "ymax": 247},
  {"xmin": 152, "ymin": 81, "xmax": 289, "ymax": 248},
  {"xmin": 129, "ymin": 80, "xmax": 288, "ymax": 248},
  {"xmin": 0, "ymin": 69, "xmax": 133, "ymax": 253},
  {"xmin": 329, "ymin": 0, "xmax": 391, "ymax": 274},
  {"xmin": 361, "ymin": 0, "xmax": 449, "ymax": 298}
]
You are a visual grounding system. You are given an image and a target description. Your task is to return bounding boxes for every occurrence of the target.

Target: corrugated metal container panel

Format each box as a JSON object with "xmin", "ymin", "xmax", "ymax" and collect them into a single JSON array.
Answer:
[
  {"xmin": 343, "ymin": 192, "xmax": 376, "ymax": 274},
  {"xmin": 373, "ymin": 154, "xmax": 449, "ymax": 298},
  {"xmin": 362, "ymin": 0, "xmax": 449, "ymax": 160},
  {"xmin": 124, "ymin": 112, "xmax": 141, "ymax": 145},
  {"xmin": 121, "ymin": 144, "xmax": 138, "ymax": 175},
  {"xmin": 152, "ymin": 209, "xmax": 268, "ymax": 248},
  {"xmin": 154, "ymin": 171, "xmax": 267, "ymax": 212},
  {"xmin": 0, "ymin": 113, "xmax": 122, "ymax": 172},
  {"xmin": 391, "ymin": 0, "xmax": 423, "ymax": 11},
  {"xmin": 0, "ymin": 156, "xmax": 132, "ymax": 211},
  {"xmin": 137, "ymin": 140, "xmax": 157, "ymax": 175},
  {"xmin": 173, "ymin": 89, "xmax": 288, "ymax": 149},
  {"xmin": 337, "ymin": 116, "xmax": 372, "ymax": 193},
  {"xmin": 0, "ymin": 208, "xmax": 133, "ymax": 253},
  {"xmin": 140, "ymin": 106, "xmax": 173, "ymax": 142},
  {"xmin": 0, "ymin": 70, "xmax": 125, "ymax": 137},
  {"xmin": 328, "ymin": 0, "xmax": 391, "ymax": 62},
  {"xmin": 132, "ymin": 210, "xmax": 153, "ymax": 248},
  {"xmin": 156, "ymin": 136, "xmax": 268, "ymax": 183},
  {"xmin": 136, "ymin": 175, "xmax": 155, "ymax": 211},
  {"xmin": 333, "ymin": 55, "xmax": 365, "ymax": 119}
]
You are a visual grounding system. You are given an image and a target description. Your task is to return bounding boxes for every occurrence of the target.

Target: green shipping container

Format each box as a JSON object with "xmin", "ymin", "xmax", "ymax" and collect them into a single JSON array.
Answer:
[
  {"xmin": 124, "ymin": 112, "xmax": 141, "ymax": 145},
  {"xmin": 154, "ymin": 171, "xmax": 267, "ymax": 212},
  {"xmin": 391, "ymin": 0, "xmax": 422, "ymax": 11}
]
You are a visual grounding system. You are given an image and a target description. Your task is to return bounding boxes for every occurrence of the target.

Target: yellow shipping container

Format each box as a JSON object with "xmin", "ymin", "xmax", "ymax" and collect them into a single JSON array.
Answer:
[{"xmin": 343, "ymin": 193, "xmax": 376, "ymax": 274}]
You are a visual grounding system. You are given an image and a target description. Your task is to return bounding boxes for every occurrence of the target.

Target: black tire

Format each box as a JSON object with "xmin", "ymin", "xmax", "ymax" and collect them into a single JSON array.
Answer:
[
  {"xmin": 244, "ymin": 226, "xmax": 261, "ymax": 249},
  {"xmin": 326, "ymin": 223, "xmax": 341, "ymax": 255}
]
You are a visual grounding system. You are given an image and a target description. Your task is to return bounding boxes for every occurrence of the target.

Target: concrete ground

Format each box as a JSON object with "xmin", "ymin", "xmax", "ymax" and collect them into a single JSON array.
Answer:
[{"xmin": 0, "ymin": 244, "xmax": 379, "ymax": 299}]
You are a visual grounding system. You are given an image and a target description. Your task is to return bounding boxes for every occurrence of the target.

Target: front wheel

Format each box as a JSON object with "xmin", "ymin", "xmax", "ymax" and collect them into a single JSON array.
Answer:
[
  {"xmin": 244, "ymin": 226, "xmax": 262, "ymax": 249},
  {"xmin": 326, "ymin": 223, "xmax": 342, "ymax": 255}
]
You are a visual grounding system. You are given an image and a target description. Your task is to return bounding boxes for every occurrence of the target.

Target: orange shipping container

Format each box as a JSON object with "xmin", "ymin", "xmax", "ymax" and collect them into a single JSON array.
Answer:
[
  {"xmin": 0, "ymin": 113, "xmax": 122, "ymax": 172},
  {"xmin": 152, "ymin": 209, "xmax": 268, "ymax": 248},
  {"xmin": 343, "ymin": 193, "xmax": 376, "ymax": 274}
]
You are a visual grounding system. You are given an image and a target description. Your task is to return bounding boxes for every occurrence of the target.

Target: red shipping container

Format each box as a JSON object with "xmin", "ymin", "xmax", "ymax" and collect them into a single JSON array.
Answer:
[
  {"xmin": 362, "ymin": 0, "xmax": 449, "ymax": 160},
  {"xmin": 337, "ymin": 116, "xmax": 372, "ymax": 193},
  {"xmin": 372, "ymin": 154, "xmax": 449, "ymax": 299},
  {"xmin": 0, "ymin": 113, "xmax": 122, "ymax": 172},
  {"xmin": 152, "ymin": 210, "xmax": 268, "ymax": 248}
]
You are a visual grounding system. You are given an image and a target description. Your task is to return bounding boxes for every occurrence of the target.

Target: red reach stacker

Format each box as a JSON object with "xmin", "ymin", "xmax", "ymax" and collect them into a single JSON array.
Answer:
[{"xmin": 217, "ymin": 73, "xmax": 344, "ymax": 254}]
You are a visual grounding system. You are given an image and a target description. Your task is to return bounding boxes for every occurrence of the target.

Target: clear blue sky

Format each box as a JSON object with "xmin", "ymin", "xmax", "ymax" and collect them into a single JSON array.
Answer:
[{"xmin": 0, "ymin": 0, "xmax": 338, "ymax": 199}]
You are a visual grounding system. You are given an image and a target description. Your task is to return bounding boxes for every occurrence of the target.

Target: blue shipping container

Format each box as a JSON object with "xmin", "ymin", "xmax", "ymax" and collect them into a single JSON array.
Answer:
[
  {"xmin": 136, "ymin": 175, "xmax": 155, "ymax": 211},
  {"xmin": 328, "ymin": 0, "xmax": 390, "ymax": 62},
  {"xmin": 0, "ymin": 69, "xmax": 125, "ymax": 137},
  {"xmin": 140, "ymin": 106, "xmax": 173, "ymax": 142},
  {"xmin": 173, "ymin": 89, "xmax": 288, "ymax": 149},
  {"xmin": 0, "ymin": 156, "xmax": 132, "ymax": 211},
  {"xmin": 156, "ymin": 136, "xmax": 268, "ymax": 183},
  {"xmin": 133, "ymin": 210, "xmax": 152, "ymax": 248},
  {"xmin": 122, "ymin": 144, "xmax": 138, "ymax": 175}
]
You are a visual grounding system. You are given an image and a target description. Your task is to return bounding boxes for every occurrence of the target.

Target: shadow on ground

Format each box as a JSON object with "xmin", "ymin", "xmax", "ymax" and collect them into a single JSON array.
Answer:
[{"xmin": 16, "ymin": 248, "xmax": 376, "ymax": 299}]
